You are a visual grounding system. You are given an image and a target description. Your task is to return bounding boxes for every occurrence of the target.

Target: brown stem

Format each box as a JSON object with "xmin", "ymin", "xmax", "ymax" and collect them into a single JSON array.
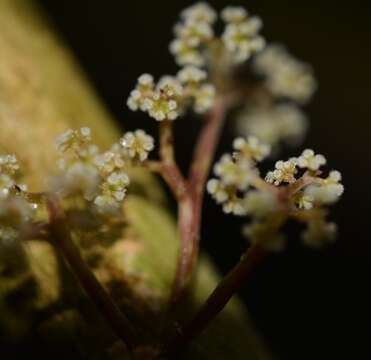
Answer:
[
  {"xmin": 189, "ymin": 96, "xmax": 227, "ymax": 198},
  {"xmin": 159, "ymin": 121, "xmax": 175, "ymax": 165},
  {"xmin": 169, "ymin": 195, "xmax": 198, "ymax": 306},
  {"xmin": 164, "ymin": 244, "xmax": 267, "ymax": 356},
  {"xmin": 145, "ymin": 160, "xmax": 188, "ymax": 201},
  {"xmin": 166, "ymin": 97, "xmax": 228, "ymax": 308},
  {"xmin": 46, "ymin": 195, "xmax": 138, "ymax": 354}
]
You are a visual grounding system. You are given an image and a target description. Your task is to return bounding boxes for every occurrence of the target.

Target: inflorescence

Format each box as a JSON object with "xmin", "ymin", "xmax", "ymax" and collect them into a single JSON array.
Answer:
[
  {"xmin": 0, "ymin": 0, "xmax": 343, "ymax": 295},
  {"xmin": 208, "ymin": 140, "xmax": 343, "ymax": 250},
  {"xmin": 0, "ymin": 3, "xmax": 344, "ymax": 356}
]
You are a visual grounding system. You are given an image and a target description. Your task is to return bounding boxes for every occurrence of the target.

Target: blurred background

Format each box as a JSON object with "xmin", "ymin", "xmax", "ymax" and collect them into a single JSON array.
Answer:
[{"xmin": 37, "ymin": 1, "xmax": 371, "ymax": 359}]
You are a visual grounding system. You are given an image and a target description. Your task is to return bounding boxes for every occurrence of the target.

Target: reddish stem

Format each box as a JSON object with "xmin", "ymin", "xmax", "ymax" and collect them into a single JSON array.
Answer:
[
  {"xmin": 148, "ymin": 98, "xmax": 229, "ymax": 312},
  {"xmin": 189, "ymin": 96, "xmax": 227, "ymax": 198},
  {"xmin": 170, "ymin": 195, "xmax": 198, "ymax": 305},
  {"xmin": 164, "ymin": 245, "xmax": 267, "ymax": 356},
  {"xmin": 145, "ymin": 160, "xmax": 188, "ymax": 201},
  {"xmin": 170, "ymin": 97, "xmax": 228, "ymax": 302}
]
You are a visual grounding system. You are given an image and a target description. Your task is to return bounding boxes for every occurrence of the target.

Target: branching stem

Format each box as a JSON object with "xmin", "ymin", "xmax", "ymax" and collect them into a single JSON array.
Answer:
[{"xmin": 164, "ymin": 244, "xmax": 267, "ymax": 356}]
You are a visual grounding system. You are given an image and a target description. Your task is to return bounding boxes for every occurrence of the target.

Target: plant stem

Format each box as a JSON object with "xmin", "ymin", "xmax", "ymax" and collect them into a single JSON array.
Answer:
[
  {"xmin": 46, "ymin": 195, "xmax": 138, "ymax": 354},
  {"xmin": 164, "ymin": 244, "xmax": 267, "ymax": 356},
  {"xmin": 189, "ymin": 96, "xmax": 227, "ymax": 198},
  {"xmin": 168, "ymin": 97, "xmax": 228, "ymax": 304},
  {"xmin": 169, "ymin": 195, "xmax": 198, "ymax": 306},
  {"xmin": 159, "ymin": 121, "xmax": 175, "ymax": 165}
]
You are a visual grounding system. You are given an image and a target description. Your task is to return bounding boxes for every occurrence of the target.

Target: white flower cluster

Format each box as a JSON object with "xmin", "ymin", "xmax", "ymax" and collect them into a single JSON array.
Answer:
[
  {"xmin": 237, "ymin": 104, "xmax": 308, "ymax": 148},
  {"xmin": 221, "ymin": 6, "xmax": 265, "ymax": 64},
  {"xmin": 265, "ymin": 158, "xmax": 298, "ymax": 186},
  {"xmin": 127, "ymin": 74, "xmax": 180, "ymax": 121},
  {"xmin": 127, "ymin": 68, "xmax": 215, "ymax": 120},
  {"xmin": 254, "ymin": 44, "xmax": 317, "ymax": 104},
  {"xmin": 208, "ymin": 140, "xmax": 344, "ymax": 250},
  {"xmin": 265, "ymin": 149, "xmax": 328, "ymax": 186},
  {"xmin": 54, "ymin": 127, "xmax": 154, "ymax": 212},
  {"xmin": 120, "ymin": 129, "xmax": 155, "ymax": 162},
  {"xmin": 207, "ymin": 136, "xmax": 270, "ymax": 215},
  {"xmin": 55, "ymin": 127, "xmax": 92, "ymax": 153},
  {"xmin": 170, "ymin": 2, "xmax": 217, "ymax": 67},
  {"xmin": 170, "ymin": 2, "xmax": 265, "ymax": 67}
]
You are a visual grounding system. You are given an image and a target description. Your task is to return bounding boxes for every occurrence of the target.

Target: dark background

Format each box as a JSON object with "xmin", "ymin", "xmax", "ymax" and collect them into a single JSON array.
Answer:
[{"xmin": 39, "ymin": 1, "xmax": 371, "ymax": 359}]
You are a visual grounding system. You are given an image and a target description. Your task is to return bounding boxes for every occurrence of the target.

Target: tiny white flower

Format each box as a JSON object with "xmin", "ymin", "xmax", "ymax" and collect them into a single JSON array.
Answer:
[
  {"xmin": 55, "ymin": 127, "xmax": 92, "ymax": 153},
  {"xmin": 174, "ymin": 21, "xmax": 214, "ymax": 46},
  {"xmin": 214, "ymin": 154, "xmax": 252, "ymax": 190},
  {"xmin": 169, "ymin": 39, "xmax": 205, "ymax": 67},
  {"xmin": 297, "ymin": 193, "xmax": 314, "ymax": 210},
  {"xmin": 221, "ymin": 6, "xmax": 248, "ymax": 23},
  {"xmin": 94, "ymin": 194, "xmax": 119, "ymax": 212},
  {"xmin": 97, "ymin": 170, "xmax": 130, "ymax": 210},
  {"xmin": 233, "ymin": 136, "xmax": 270, "ymax": 162},
  {"xmin": 305, "ymin": 184, "xmax": 344, "ymax": 205},
  {"xmin": 120, "ymin": 130, "xmax": 154, "ymax": 161},
  {"xmin": 207, "ymin": 178, "xmax": 229, "ymax": 203},
  {"xmin": 222, "ymin": 17, "xmax": 265, "ymax": 64},
  {"xmin": 181, "ymin": 2, "xmax": 217, "ymax": 24},
  {"xmin": 266, "ymin": 158, "xmax": 298, "ymax": 185},
  {"xmin": 126, "ymin": 73, "xmax": 155, "ymax": 112},
  {"xmin": 157, "ymin": 76, "xmax": 183, "ymax": 97},
  {"xmin": 55, "ymin": 129, "xmax": 74, "ymax": 152},
  {"xmin": 177, "ymin": 66, "xmax": 207, "ymax": 84},
  {"xmin": 223, "ymin": 198, "xmax": 247, "ymax": 216},
  {"xmin": 194, "ymin": 84, "xmax": 216, "ymax": 114},
  {"xmin": 325, "ymin": 170, "xmax": 342, "ymax": 184},
  {"xmin": 244, "ymin": 190, "xmax": 277, "ymax": 218},
  {"xmin": 297, "ymin": 149, "xmax": 326, "ymax": 171},
  {"xmin": 138, "ymin": 73, "xmax": 154, "ymax": 86},
  {"xmin": 94, "ymin": 148, "xmax": 125, "ymax": 175}
]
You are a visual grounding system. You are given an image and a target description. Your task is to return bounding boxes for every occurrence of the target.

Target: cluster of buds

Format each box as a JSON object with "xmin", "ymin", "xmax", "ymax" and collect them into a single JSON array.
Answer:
[
  {"xmin": 170, "ymin": 3, "xmax": 265, "ymax": 66},
  {"xmin": 54, "ymin": 127, "xmax": 154, "ymax": 212},
  {"xmin": 127, "ymin": 67, "xmax": 216, "ymax": 121},
  {"xmin": 208, "ymin": 139, "xmax": 344, "ymax": 250}
]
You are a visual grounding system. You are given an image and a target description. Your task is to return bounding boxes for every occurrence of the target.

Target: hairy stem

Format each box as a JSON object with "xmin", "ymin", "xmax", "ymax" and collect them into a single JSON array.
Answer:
[
  {"xmin": 46, "ymin": 195, "xmax": 138, "ymax": 354},
  {"xmin": 164, "ymin": 244, "xmax": 266, "ymax": 355}
]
